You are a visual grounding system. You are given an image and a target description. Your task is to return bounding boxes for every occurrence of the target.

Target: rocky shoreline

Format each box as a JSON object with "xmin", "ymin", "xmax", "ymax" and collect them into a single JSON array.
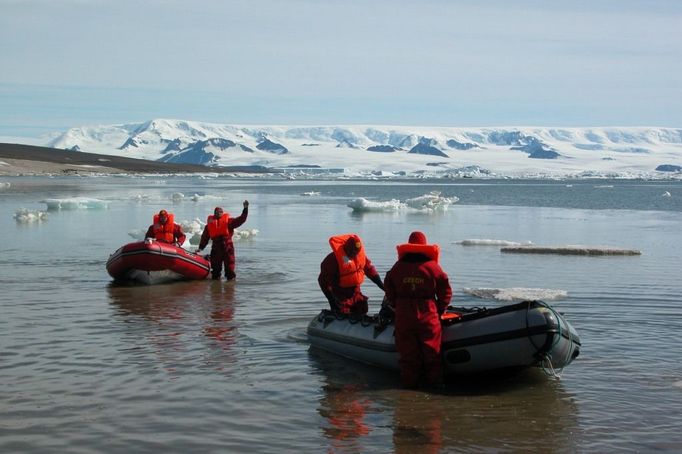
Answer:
[{"xmin": 0, "ymin": 143, "xmax": 270, "ymax": 176}]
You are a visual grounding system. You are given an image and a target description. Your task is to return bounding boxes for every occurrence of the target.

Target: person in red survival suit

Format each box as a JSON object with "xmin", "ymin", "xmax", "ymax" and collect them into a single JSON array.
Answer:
[
  {"xmin": 318, "ymin": 234, "xmax": 384, "ymax": 315},
  {"xmin": 197, "ymin": 201, "xmax": 249, "ymax": 280},
  {"xmin": 144, "ymin": 209, "xmax": 187, "ymax": 246},
  {"xmin": 383, "ymin": 231, "xmax": 452, "ymax": 388}
]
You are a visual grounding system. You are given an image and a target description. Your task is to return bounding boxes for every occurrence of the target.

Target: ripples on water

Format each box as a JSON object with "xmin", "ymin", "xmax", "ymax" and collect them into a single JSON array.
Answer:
[{"xmin": 1, "ymin": 177, "xmax": 681, "ymax": 452}]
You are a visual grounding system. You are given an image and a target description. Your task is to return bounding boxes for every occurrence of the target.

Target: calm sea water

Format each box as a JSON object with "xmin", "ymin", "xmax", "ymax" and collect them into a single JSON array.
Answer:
[{"xmin": 1, "ymin": 176, "xmax": 681, "ymax": 453}]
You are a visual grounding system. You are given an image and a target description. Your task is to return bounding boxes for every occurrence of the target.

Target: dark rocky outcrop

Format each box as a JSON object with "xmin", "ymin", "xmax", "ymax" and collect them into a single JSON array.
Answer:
[
  {"xmin": 408, "ymin": 143, "xmax": 448, "ymax": 157},
  {"xmin": 528, "ymin": 149, "xmax": 561, "ymax": 159},
  {"xmin": 119, "ymin": 137, "xmax": 147, "ymax": 150},
  {"xmin": 162, "ymin": 138, "xmax": 183, "ymax": 153},
  {"xmin": 446, "ymin": 139, "xmax": 478, "ymax": 150},
  {"xmin": 367, "ymin": 145, "xmax": 399, "ymax": 153},
  {"xmin": 511, "ymin": 137, "xmax": 560, "ymax": 159},
  {"xmin": 256, "ymin": 139, "xmax": 288, "ymax": 154},
  {"xmin": 158, "ymin": 148, "xmax": 218, "ymax": 166},
  {"xmin": 655, "ymin": 164, "xmax": 682, "ymax": 172}
]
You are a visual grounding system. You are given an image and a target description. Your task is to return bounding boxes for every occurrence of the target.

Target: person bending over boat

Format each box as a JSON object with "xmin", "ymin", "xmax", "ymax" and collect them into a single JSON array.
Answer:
[
  {"xmin": 144, "ymin": 209, "xmax": 186, "ymax": 246},
  {"xmin": 383, "ymin": 231, "xmax": 452, "ymax": 388},
  {"xmin": 197, "ymin": 202, "xmax": 249, "ymax": 280},
  {"xmin": 318, "ymin": 233, "xmax": 384, "ymax": 315}
]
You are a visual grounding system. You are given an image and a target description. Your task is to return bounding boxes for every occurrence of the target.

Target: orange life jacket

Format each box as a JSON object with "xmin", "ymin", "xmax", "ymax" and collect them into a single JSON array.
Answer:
[
  {"xmin": 329, "ymin": 234, "xmax": 367, "ymax": 288},
  {"xmin": 152, "ymin": 213, "xmax": 175, "ymax": 243},
  {"xmin": 396, "ymin": 242, "xmax": 440, "ymax": 262},
  {"xmin": 206, "ymin": 213, "xmax": 230, "ymax": 239}
]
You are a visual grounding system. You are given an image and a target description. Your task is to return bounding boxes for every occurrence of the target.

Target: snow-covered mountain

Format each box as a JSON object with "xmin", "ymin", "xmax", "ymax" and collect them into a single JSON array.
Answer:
[{"xmin": 46, "ymin": 119, "xmax": 682, "ymax": 178}]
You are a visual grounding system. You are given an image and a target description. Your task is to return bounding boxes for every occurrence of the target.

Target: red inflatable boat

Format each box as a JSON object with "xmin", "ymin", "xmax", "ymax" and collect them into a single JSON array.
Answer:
[{"xmin": 106, "ymin": 240, "xmax": 211, "ymax": 284}]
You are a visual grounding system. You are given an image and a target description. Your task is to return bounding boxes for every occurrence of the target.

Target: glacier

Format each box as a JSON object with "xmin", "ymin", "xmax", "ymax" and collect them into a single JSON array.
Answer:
[{"xmin": 40, "ymin": 118, "xmax": 682, "ymax": 179}]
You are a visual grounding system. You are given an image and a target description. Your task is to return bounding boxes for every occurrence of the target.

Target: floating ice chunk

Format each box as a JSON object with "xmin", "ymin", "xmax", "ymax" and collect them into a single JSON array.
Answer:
[
  {"xmin": 301, "ymin": 191, "xmax": 320, "ymax": 196},
  {"xmin": 234, "ymin": 228, "xmax": 259, "ymax": 240},
  {"xmin": 188, "ymin": 194, "xmax": 221, "ymax": 202},
  {"xmin": 348, "ymin": 197, "xmax": 406, "ymax": 212},
  {"xmin": 456, "ymin": 239, "xmax": 533, "ymax": 247},
  {"xmin": 13, "ymin": 208, "xmax": 48, "ymax": 223},
  {"xmin": 180, "ymin": 218, "xmax": 204, "ymax": 235},
  {"xmin": 404, "ymin": 192, "xmax": 458, "ymax": 211},
  {"xmin": 131, "ymin": 194, "xmax": 151, "ymax": 202},
  {"xmin": 171, "ymin": 192, "xmax": 184, "ymax": 201},
  {"xmin": 501, "ymin": 244, "xmax": 641, "ymax": 256},
  {"xmin": 463, "ymin": 287, "xmax": 568, "ymax": 302},
  {"xmin": 181, "ymin": 219, "xmax": 204, "ymax": 246},
  {"xmin": 42, "ymin": 197, "xmax": 108, "ymax": 210},
  {"xmin": 662, "ymin": 191, "xmax": 671, "ymax": 197},
  {"xmin": 349, "ymin": 192, "xmax": 458, "ymax": 213},
  {"xmin": 0, "ymin": 181, "xmax": 10, "ymax": 189},
  {"xmin": 674, "ymin": 380, "xmax": 682, "ymax": 389}
]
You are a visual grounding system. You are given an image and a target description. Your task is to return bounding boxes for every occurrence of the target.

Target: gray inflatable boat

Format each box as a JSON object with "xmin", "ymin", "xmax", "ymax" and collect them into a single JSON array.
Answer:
[{"xmin": 307, "ymin": 300, "xmax": 581, "ymax": 377}]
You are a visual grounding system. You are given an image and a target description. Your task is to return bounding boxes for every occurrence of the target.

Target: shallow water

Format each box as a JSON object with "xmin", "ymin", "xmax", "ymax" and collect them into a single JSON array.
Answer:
[{"xmin": 1, "ymin": 176, "xmax": 681, "ymax": 452}]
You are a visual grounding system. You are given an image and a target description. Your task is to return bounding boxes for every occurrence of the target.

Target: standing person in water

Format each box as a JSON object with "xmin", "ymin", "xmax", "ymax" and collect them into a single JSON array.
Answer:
[
  {"xmin": 383, "ymin": 231, "xmax": 452, "ymax": 388},
  {"xmin": 144, "ymin": 209, "xmax": 186, "ymax": 246},
  {"xmin": 197, "ymin": 201, "xmax": 249, "ymax": 280},
  {"xmin": 318, "ymin": 233, "xmax": 384, "ymax": 315}
]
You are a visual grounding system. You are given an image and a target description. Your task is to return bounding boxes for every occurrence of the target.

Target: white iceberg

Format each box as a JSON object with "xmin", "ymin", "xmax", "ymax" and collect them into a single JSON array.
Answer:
[
  {"xmin": 455, "ymin": 239, "xmax": 533, "ymax": 247},
  {"xmin": 348, "ymin": 191, "xmax": 458, "ymax": 213},
  {"xmin": 404, "ymin": 192, "xmax": 458, "ymax": 211},
  {"xmin": 13, "ymin": 208, "xmax": 48, "ymax": 223},
  {"xmin": 348, "ymin": 197, "xmax": 405, "ymax": 212},
  {"xmin": 463, "ymin": 287, "xmax": 568, "ymax": 302},
  {"xmin": 41, "ymin": 197, "xmax": 108, "ymax": 210}
]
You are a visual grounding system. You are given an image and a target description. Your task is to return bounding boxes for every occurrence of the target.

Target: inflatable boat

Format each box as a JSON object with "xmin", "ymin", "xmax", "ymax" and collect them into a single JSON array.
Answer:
[
  {"xmin": 106, "ymin": 240, "xmax": 210, "ymax": 284},
  {"xmin": 307, "ymin": 300, "xmax": 581, "ymax": 377}
]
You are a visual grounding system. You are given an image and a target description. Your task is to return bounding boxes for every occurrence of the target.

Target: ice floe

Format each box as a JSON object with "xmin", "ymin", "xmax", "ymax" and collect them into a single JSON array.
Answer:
[
  {"xmin": 301, "ymin": 191, "xmax": 320, "ymax": 196},
  {"xmin": 0, "ymin": 181, "xmax": 10, "ymax": 189},
  {"xmin": 13, "ymin": 208, "xmax": 48, "ymax": 223},
  {"xmin": 455, "ymin": 239, "xmax": 533, "ymax": 247},
  {"xmin": 501, "ymin": 245, "xmax": 641, "ymax": 256},
  {"xmin": 662, "ymin": 191, "xmax": 672, "ymax": 197},
  {"xmin": 463, "ymin": 287, "xmax": 568, "ymax": 302},
  {"xmin": 348, "ymin": 191, "xmax": 458, "ymax": 213},
  {"xmin": 41, "ymin": 197, "xmax": 109, "ymax": 210}
]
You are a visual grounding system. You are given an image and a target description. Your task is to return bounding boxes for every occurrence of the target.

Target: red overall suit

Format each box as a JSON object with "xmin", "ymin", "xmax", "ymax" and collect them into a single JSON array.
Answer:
[
  {"xmin": 384, "ymin": 232, "xmax": 452, "ymax": 388},
  {"xmin": 198, "ymin": 206, "xmax": 248, "ymax": 280},
  {"xmin": 318, "ymin": 234, "xmax": 384, "ymax": 315}
]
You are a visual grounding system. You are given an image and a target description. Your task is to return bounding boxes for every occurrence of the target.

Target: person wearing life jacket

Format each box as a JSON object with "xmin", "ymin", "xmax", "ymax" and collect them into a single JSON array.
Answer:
[
  {"xmin": 318, "ymin": 234, "xmax": 384, "ymax": 315},
  {"xmin": 144, "ymin": 209, "xmax": 186, "ymax": 246},
  {"xmin": 197, "ymin": 201, "xmax": 249, "ymax": 280},
  {"xmin": 383, "ymin": 231, "xmax": 452, "ymax": 388}
]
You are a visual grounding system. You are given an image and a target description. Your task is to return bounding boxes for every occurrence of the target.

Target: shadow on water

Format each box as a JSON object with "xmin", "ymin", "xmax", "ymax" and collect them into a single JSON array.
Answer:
[{"xmin": 309, "ymin": 348, "xmax": 582, "ymax": 452}]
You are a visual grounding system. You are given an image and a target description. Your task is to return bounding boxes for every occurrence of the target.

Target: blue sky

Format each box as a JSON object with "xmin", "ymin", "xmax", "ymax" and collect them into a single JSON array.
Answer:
[{"xmin": 1, "ymin": 0, "xmax": 681, "ymax": 136}]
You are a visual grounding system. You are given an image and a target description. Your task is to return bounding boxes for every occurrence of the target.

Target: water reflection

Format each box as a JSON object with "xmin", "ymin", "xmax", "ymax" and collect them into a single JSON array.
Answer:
[
  {"xmin": 310, "ymin": 349, "xmax": 581, "ymax": 452},
  {"xmin": 107, "ymin": 280, "xmax": 239, "ymax": 375},
  {"xmin": 392, "ymin": 390, "xmax": 443, "ymax": 454},
  {"xmin": 319, "ymin": 383, "xmax": 371, "ymax": 453}
]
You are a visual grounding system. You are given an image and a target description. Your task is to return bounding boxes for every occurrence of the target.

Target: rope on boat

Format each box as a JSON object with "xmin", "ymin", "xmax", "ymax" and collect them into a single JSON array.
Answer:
[
  {"xmin": 526, "ymin": 300, "xmax": 572, "ymax": 380},
  {"xmin": 540, "ymin": 353, "xmax": 564, "ymax": 379}
]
